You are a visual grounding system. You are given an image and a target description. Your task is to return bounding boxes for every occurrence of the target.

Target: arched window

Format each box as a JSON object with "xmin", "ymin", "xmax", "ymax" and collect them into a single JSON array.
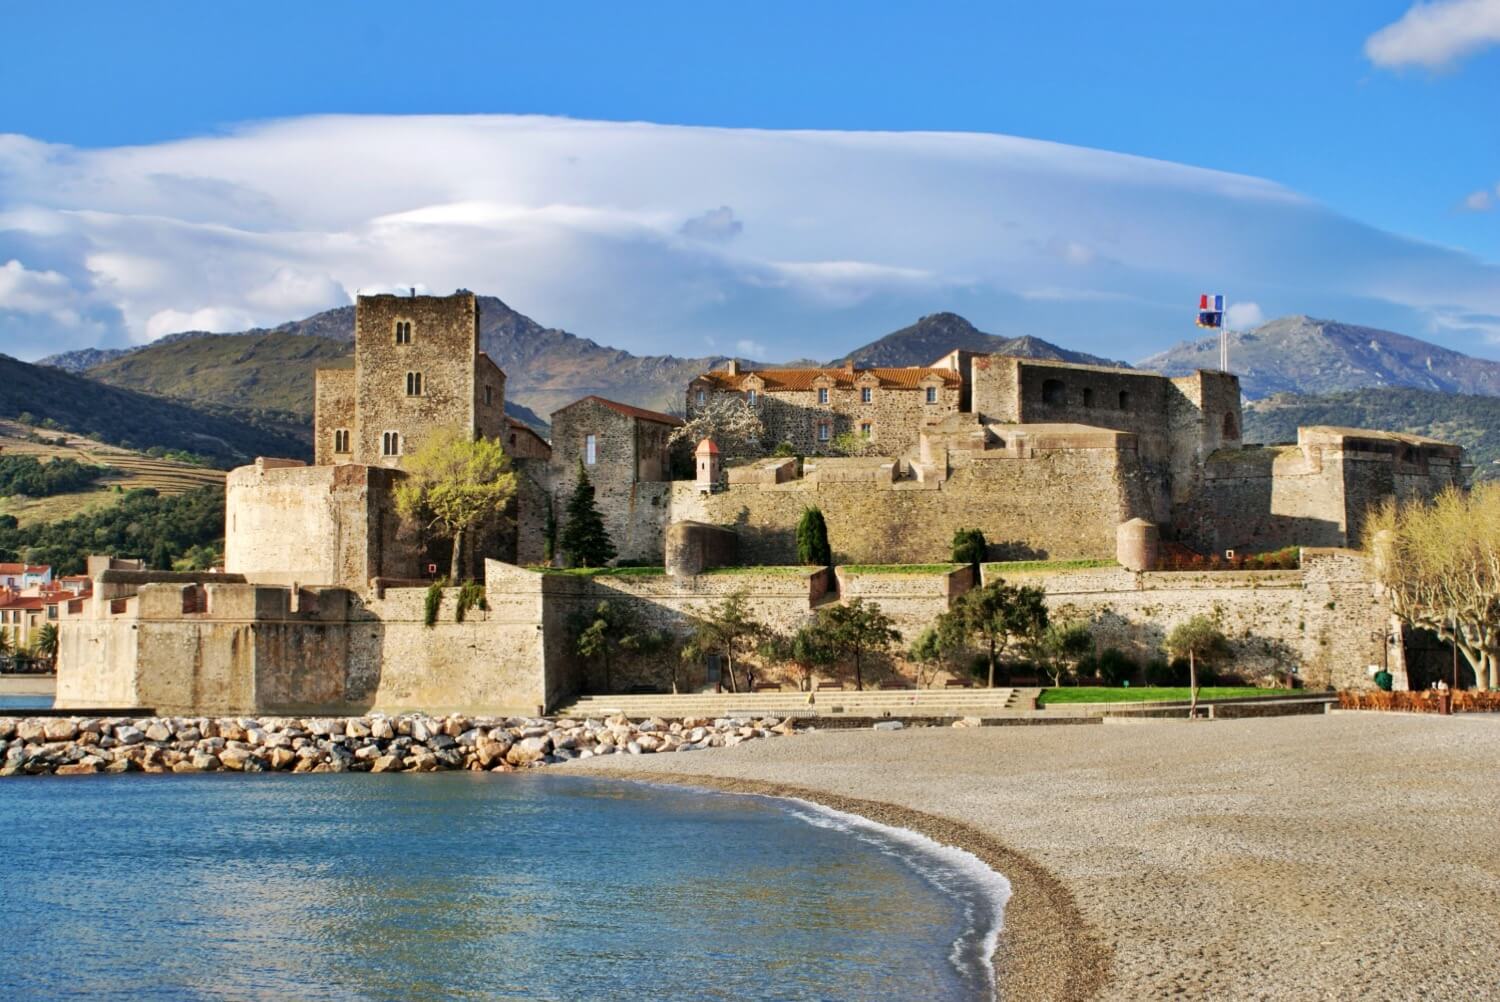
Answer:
[
  {"xmin": 394, "ymin": 321, "xmax": 412, "ymax": 345},
  {"xmin": 1082, "ymin": 388, "xmax": 1095, "ymax": 409},
  {"xmin": 382, "ymin": 431, "xmax": 401, "ymax": 457},
  {"xmin": 1042, "ymin": 379, "xmax": 1066, "ymax": 405},
  {"xmin": 406, "ymin": 371, "xmax": 423, "ymax": 396},
  {"xmin": 1222, "ymin": 412, "xmax": 1239, "ymax": 439},
  {"xmin": 1118, "ymin": 390, "xmax": 1131, "ymax": 411}
]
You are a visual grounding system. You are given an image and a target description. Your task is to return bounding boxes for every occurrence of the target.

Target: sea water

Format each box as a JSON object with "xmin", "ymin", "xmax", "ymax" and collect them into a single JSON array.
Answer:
[{"xmin": 0, "ymin": 772, "xmax": 1006, "ymax": 1000}]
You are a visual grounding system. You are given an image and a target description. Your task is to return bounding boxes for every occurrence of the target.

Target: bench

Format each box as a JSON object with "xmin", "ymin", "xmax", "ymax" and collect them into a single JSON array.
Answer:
[
  {"xmin": 753, "ymin": 682, "xmax": 784, "ymax": 692},
  {"xmin": 944, "ymin": 678, "xmax": 974, "ymax": 688},
  {"xmin": 815, "ymin": 681, "xmax": 844, "ymax": 692}
]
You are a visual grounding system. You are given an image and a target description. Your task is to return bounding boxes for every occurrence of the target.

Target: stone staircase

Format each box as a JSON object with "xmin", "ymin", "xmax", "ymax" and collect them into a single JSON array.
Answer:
[{"xmin": 553, "ymin": 687, "xmax": 1040, "ymax": 721}]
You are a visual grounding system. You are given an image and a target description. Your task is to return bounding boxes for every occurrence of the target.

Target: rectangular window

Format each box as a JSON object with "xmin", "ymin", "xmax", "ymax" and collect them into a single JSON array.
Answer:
[
  {"xmin": 382, "ymin": 431, "xmax": 401, "ymax": 457},
  {"xmin": 925, "ymin": 386, "xmax": 937, "ymax": 404},
  {"xmin": 817, "ymin": 387, "xmax": 829, "ymax": 405},
  {"xmin": 747, "ymin": 389, "xmax": 757, "ymax": 406},
  {"xmin": 406, "ymin": 371, "xmax": 423, "ymax": 396},
  {"xmin": 334, "ymin": 429, "xmax": 351, "ymax": 453},
  {"xmin": 860, "ymin": 422, "xmax": 872, "ymax": 438},
  {"xmin": 395, "ymin": 321, "xmax": 412, "ymax": 345},
  {"xmin": 861, "ymin": 387, "xmax": 872, "ymax": 403},
  {"xmin": 484, "ymin": 385, "xmax": 493, "ymax": 406},
  {"xmin": 817, "ymin": 422, "xmax": 830, "ymax": 443},
  {"xmin": 586, "ymin": 434, "xmax": 597, "ymax": 465},
  {"xmin": 696, "ymin": 389, "xmax": 706, "ymax": 406}
]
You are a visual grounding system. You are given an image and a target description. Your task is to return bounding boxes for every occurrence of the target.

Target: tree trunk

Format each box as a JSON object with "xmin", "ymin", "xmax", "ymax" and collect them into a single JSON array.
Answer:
[
  {"xmin": 987, "ymin": 638, "xmax": 997, "ymax": 689},
  {"xmin": 1188, "ymin": 650, "xmax": 1199, "ymax": 719},
  {"xmin": 854, "ymin": 649, "xmax": 864, "ymax": 691},
  {"xmin": 724, "ymin": 653, "xmax": 739, "ymax": 693},
  {"xmin": 450, "ymin": 526, "xmax": 465, "ymax": 583}
]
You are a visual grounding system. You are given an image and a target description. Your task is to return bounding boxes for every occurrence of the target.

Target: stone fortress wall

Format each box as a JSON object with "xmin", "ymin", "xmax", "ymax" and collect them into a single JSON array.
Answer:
[
  {"xmin": 56, "ymin": 551, "xmax": 1401, "ymax": 715},
  {"xmin": 53, "ymin": 290, "xmax": 1471, "ymax": 713}
]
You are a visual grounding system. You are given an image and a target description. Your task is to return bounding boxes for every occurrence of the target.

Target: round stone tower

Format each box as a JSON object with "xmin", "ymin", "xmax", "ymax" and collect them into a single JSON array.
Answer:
[{"xmin": 1116, "ymin": 518, "xmax": 1159, "ymax": 572}]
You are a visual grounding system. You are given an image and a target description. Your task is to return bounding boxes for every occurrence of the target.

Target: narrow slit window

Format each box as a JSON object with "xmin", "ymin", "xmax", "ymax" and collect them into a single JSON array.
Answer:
[{"xmin": 585, "ymin": 434, "xmax": 597, "ymax": 465}]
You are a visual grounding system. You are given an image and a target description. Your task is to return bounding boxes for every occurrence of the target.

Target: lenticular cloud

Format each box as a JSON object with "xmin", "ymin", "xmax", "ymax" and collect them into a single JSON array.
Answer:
[{"xmin": 2, "ymin": 114, "xmax": 1499, "ymax": 361}]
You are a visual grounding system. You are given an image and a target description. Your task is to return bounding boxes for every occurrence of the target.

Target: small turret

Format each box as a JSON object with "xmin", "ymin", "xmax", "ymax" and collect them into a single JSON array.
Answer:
[{"xmin": 695, "ymin": 438, "xmax": 722, "ymax": 493}]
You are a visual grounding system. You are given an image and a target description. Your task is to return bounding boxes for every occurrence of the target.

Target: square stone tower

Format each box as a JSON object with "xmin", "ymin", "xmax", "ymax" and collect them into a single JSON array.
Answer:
[{"xmin": 314, "ymin": 291, "xmax": 507, "ymax": 468}]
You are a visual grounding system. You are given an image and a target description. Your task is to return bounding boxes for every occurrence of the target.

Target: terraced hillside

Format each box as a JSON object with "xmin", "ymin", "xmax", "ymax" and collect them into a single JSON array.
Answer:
[{"xmin": 0, "ymin": 421, "xmax": 224, "ymax": 527}]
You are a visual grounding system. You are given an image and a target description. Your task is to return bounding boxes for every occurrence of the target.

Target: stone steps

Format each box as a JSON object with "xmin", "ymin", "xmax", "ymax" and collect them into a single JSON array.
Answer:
[{"xmin": 555, "ymin": 687, "xmax": 1039, "ymax": 719}]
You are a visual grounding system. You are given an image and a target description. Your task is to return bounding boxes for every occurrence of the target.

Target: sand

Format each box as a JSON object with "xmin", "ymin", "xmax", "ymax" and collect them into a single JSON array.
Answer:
[{"xmin": 574, "ymin": 713, "xmax": 1500, "ymax": 1000}]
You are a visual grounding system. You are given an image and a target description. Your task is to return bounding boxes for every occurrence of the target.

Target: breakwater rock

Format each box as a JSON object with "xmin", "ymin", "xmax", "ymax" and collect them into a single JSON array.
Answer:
[{"xmin": 0, "ymin": 713, "xmax": 800, "ymax": 777}]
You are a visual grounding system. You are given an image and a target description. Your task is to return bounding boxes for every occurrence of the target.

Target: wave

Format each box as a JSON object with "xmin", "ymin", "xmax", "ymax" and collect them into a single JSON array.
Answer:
[{"xmin": 773, "ymin": 796, "xmax": 1013, "ymax": 998}]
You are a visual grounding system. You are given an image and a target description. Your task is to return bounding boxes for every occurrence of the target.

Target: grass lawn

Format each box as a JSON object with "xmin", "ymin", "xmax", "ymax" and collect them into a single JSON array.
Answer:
[
  {"xmin": 702, "ymin": 565, "xmax": 820, "ymax": 576},
  {"xmin": 1038, "ymin": 686, "xmax": 1292, "ymax": 705},
  {"xmin": 841, "ymin": 563, "xmax": 961, "ymax": 575},
  {"xmin": 984, "ymin": 558, "xmax": 1117, "ymax": 574},
  {"xmin": 543, "ymin": 566, "xmax": 666, "ymax": 577}
]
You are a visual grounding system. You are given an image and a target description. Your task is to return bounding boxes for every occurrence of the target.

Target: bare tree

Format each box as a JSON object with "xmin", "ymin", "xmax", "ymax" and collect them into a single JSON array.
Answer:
[
  {"xmin": 670, "ymin": 397, "xmax": 766, "ymax": 457},
  {"xmin": 1368, "ymin": 485, "xmax": 1500, "ymax": 690}
]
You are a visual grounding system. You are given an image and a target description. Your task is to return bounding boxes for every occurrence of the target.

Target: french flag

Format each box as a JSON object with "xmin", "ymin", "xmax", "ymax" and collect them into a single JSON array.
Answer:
[{"xmin": 1198, "ymin": 293, "xmax": 1224, "ymax": 312}]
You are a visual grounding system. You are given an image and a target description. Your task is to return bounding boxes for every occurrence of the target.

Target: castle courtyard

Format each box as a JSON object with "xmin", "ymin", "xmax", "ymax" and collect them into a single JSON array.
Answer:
[{"xmin": 578, "ymin": 713, "xmax": 1500, "ymax": 1002}]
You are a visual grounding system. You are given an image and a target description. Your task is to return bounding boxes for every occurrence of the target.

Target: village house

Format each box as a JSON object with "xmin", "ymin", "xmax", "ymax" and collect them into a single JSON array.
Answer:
[{"xmin": 0, "ymin": 563, "xmax": 52, "ymax": 591}]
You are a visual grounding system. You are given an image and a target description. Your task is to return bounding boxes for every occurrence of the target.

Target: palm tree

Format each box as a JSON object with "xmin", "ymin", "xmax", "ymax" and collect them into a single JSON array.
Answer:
[{"xmin": 34, "ymin": 623, "xmax": 59, "ymax": 669}]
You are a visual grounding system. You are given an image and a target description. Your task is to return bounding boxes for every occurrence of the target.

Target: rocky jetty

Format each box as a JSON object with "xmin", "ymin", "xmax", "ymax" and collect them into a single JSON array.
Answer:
[{"xmin": 0, "ymin": 713, "xmax": 799, "ymax": 777}]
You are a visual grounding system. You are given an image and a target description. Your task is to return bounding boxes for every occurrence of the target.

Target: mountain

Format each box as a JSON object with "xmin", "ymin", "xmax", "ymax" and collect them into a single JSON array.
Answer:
[
  {"xmin": 0, "ymin": 353, "xmax": 309, "ymax": 467},
  {"xmin": 1243, "ymin": 387, "xmax": 1500, "ymax": 480},
  {"xmin": 38, "ymin": 346, "xmax": 132, "ymax": 373},
  {"xmin": 1141, "ymin": 316, "xmax": 1500, "ymax": 399},
  {"xmin": 834, "ymin": 312, "xmax": 1127, "ymax": 368}
]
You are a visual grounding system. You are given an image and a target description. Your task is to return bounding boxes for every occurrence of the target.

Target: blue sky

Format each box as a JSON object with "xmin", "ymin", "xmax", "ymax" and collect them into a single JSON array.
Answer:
[{"xmin": 3, "ymin": 0, "xmax": 1499, "ymax": 362}]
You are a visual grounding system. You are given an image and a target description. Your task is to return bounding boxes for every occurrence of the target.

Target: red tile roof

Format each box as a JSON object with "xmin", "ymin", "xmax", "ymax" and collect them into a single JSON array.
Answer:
[
  {"xmin": 0, "ymin": 596, "xmax": 45, "ymax": 611},
  {"xmin": 559, "ymin": 396, "xmax": 684, "ymax": 427},
  {"xmin": 695, "ymin": 367, "xmax": 961, "ymax": 392},
  {"xmin": 0, "ymin": 563, "xmax": 50, "ymax": 576}
]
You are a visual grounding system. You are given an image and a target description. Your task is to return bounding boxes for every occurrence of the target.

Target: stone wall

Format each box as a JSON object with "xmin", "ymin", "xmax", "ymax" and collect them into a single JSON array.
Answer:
[
  {"xmin": 668, "ymin": 444, "xmax": 1138, "ymax": 565},
  {"xmin": 57, "ymin": 561, "xmax": 554, "ymax": 716},
  {"xmin": 225, "ymin": 461, "xmax": 415, "ymax": 589},
  {"xmin": 313, "ymin": 367, "xmax": 355, "ymax": 466},
  {"xmin": 550, "ymin": 398, "xmax": 677, "ymax": 564},
  {"xmin": 351, "ymin": 291, "xmax": 489, "ymax": 468}
]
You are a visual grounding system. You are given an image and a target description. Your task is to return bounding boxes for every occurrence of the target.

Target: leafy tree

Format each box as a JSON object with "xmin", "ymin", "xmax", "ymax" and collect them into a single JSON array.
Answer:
[
  {"xmin": 669, "ymin": 396, "xmax": 766, "ymax": 457},
  {"xmin": 762, "ymin": 622, "xmax": 837, "ymax": 691},
  {"xmin": 796, "ymin": 506, "xmax": 832, "ymax": 566},
  {"xmin": 394, "ymin": 428, "xmax": 516, "ymax": 582},
  {"xmin": 937, "ymin": 579, "xmax": 1049, "ymax": 688},
  {"xmin": 173, "ymin": 544, "xmax": 220, "ymax": 572},
  {"xmin": 680, "ymin": 590, "xmax": 766, "ymax": 693},
  {"xmin": 815, "ymin": 598, "xmax": 900, "ymax": 691},
  {"xmin": 0, "ymin": 628, "xmax": 10, "ymax": 658},
  {"xmin": 1367, "ymin": 485, "xmax": 1500, "ymax": 690},
  {"xmin": 0, "ymin": 486, "xmax": 223, "ymax": 574},
  {"xmin": 1036, "ymin": 621, "xmax": 1093, "ymax": 687},
  {"xmin": 572, "ymin": 600, "xmax": 666, "ymax": 693},
  {"xmin": 33, "ymin": 623, "xmax": 58, "ymax": 668},
  {"xmin": 0, "ymin": 456, "xmax": 110, "ymax": 498},
  {"xmin": 1166, "ymin": 615, "xmax": 1230, "ymax": 717},
  {"xmin": 559, "ymin": 461, "xmax": 616, "ymax": 568},
  {"xmin": 951, "ymin": 527, "xmax": 987, "ymax": 567},
  {"xmin": 907, "ymin": 626, "xmax": 953, "ymax": 688}
]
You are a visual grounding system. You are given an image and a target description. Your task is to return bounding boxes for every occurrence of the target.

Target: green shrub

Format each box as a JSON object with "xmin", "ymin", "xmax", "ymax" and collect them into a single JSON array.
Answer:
[
  {"xmin": 1087, "ymin": 647, "xmax": 1138, "ymax": 686},
  {"xmin": 423, "ymin": 580, "xmax": 445, "ymax": 628},
  {"xmin": 1374, "ymin": 669, "xmax": 1393, "ymax": 692},
  {"xmin": 796, "ymin": 506, "xmax": 832, "ymax": 566},
  {"xmin": 455, "ymin": 580, "xmax": 488, "ymax": 623},
  {"xmin": 772, "ymin": 441, "xmax": 796, "ymax": 458},
  {"xmin": 951, "ymin": 527, "xmax": 987, "ymax": 566}
]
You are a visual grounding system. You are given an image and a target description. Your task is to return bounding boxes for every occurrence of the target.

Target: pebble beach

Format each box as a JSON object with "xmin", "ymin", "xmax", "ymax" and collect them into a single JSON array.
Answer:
[{"xmin": 576, "ymin": 713, "xmax": 1500, "ymax": 1001}]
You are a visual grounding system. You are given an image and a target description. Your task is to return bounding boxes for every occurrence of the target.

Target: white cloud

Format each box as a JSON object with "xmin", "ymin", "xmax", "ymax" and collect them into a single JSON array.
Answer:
[
  {"xmin": 1462, "ymin": 189, "xmax": 1495, "ymax": 211},
  {"xmin": 1226, "ymin": 301, "xmax": 1265, "ymax": 330},
  {"xmin": 1, "ymin": 114, "xmax": 1500, "ymax": 363},
  {"xmin": 734, "ymin": 339, "xmax": 768, "ymax": 358},
  {"xmin": 1366, "ymin": 0, "xmax": 1500, "ymax": 70}
]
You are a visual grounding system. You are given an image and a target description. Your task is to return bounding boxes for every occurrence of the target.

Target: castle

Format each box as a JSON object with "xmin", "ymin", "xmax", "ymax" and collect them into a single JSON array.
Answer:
[{"xmin": 53, "ymin": 292, "xmax": 1471, "ymax": 715}]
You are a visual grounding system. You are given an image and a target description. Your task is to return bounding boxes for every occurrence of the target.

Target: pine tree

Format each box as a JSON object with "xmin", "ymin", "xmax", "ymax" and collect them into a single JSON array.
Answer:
[
  {"xmin": 560, "ymin": 461, "xmax": 616, "ymax": 568},
  {"xmin": 796, "ymin": 506, "xmax": 832, "ymax": 566}
]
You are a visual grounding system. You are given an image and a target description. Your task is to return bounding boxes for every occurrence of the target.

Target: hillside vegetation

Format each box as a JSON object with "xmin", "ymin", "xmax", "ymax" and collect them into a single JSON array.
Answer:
[
  {"xmin": 0, "ymin": 353, "xmax": 309, "ymax": 468},
  {"xmin": 1243, "ymin": 387, "xmax": 1500, "ymax": 479},
  {"xmin": 0, "ymin": 420, "xmax": 226, "ymax": 527},
  {"xmin": 0, "ymin": 484, "xmax": 225, "ymax": 575}
]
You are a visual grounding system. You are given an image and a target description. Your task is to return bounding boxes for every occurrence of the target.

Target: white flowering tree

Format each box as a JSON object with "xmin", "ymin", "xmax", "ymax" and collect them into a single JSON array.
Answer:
[{"xmin": 670, "ymin": 396, "xmax": 766, "ymax": 457}]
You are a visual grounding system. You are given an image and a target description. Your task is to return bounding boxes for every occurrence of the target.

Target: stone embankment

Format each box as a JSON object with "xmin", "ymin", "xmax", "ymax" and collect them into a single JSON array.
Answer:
[{"xmin": 0, "ymin": 713, "xmax": 800, "ymax": 777}]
